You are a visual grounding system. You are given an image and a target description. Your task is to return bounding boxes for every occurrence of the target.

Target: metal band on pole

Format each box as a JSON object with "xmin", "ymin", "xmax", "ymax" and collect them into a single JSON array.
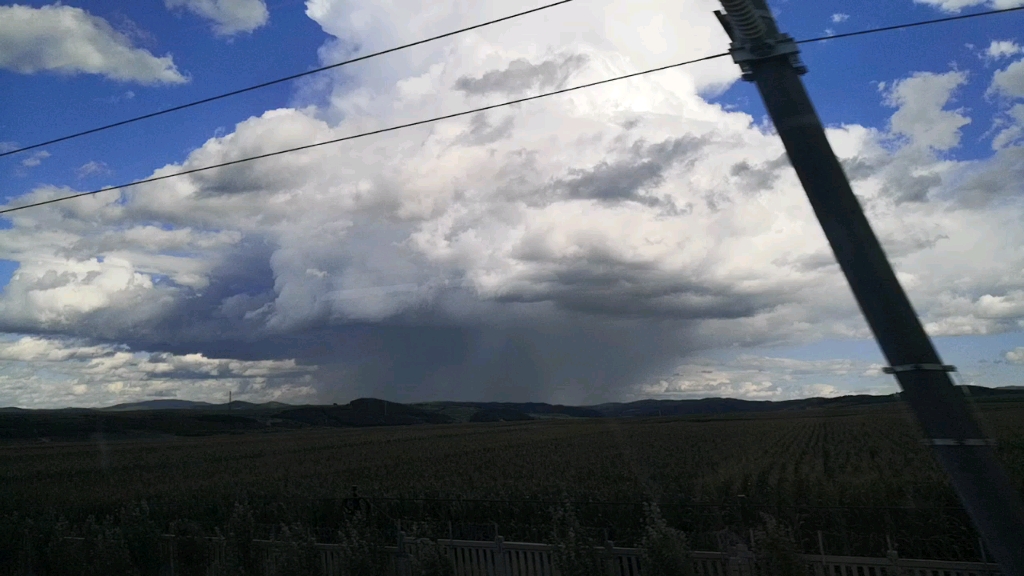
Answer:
[{"xmin": 882, "ymin": 364, "xmax": 957, "ymax": 374}]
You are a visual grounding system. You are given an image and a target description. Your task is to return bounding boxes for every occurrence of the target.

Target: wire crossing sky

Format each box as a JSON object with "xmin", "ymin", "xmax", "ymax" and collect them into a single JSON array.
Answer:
[
  {"xmin": 0, "ymin": 0, "xmax": 578, "ymax": 159},
  {"xmin": 5, "ymin": 5, "xmax": 1023, "ymax": 216}
]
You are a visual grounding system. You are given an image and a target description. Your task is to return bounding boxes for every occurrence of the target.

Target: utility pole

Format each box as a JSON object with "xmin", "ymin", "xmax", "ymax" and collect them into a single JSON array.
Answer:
[{"xmin": 714, "ymin": 1, "xmax": 1024, "ymax": 572}]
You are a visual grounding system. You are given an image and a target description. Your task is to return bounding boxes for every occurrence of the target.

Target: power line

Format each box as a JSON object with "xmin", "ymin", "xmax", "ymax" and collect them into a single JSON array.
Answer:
[
  {"xmin": 5, "ymin": 3, "xmax": 1018, "ymax": 161},
  {"xmin": 2, "ymin": 5, "xmax": 1022, "ymax": 216},
  {"xmin": 0, "ymin": 52, "xmax": 731, "ymax": 215},
  {"xmin": 0, "ymin": 0, "xmax": 577, "ymax": 159},
  {"xmin": 795, "ymin": 5, "xmax": 1024, "ymax": 45}
]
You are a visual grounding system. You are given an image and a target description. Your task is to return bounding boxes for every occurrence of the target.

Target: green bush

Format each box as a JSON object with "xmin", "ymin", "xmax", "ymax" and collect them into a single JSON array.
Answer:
[
  {"xmin": 42, "ymin": 519, "xmax": 77, "ymax": 576},
  {"xmin": 169, "ymin": 520, "xmax": 211, "ymax": 576},
  {"xmin": 409, "ymin": 538, "xmax": 454, "ymax": 576},
  {"xmin": 268, "ymin": 523, "xmax": 319, "ymax": 576},
  {"xmin": 335, "ymin": 511, "xmax": 390, "ymax": 576},
  {"xmin": 639, "ymin": 502, "xmax": 693, "ymax": 576},
  {"xmin": 0, "ymin": 513, "xmax": 31, "ymax": 576},
  {"xmin": 548, "ymin": 502, "xmax": 604, "ymax": 576},
  {"xmin": 752, "ymin": 514, "xmax": 804, "ymax": 576},
  {"xmin": 46, "ymin": 516, "xmax": 137, "ymax": 576},
  {"xmin": 224, "ymin": 501, "xmax": 258, "ymax": 576},
  {"xmin": 119, "ymin": 502, "xmax": 162, "ymax": 576}
]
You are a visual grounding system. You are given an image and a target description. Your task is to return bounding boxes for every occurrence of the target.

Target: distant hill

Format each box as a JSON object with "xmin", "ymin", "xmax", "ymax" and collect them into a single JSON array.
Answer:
[
  {"xmin": 274, "ymin": 398, "xmax": 455, "ymax": 427},
  {"xmin": 102, "ymin": 399, "xmax": 216, "ymax": 411},
  {"xmin": 468, "ymin": 407, "xmax": 534, "ymax": 422},
  {"xmin": 587, "ymin": 393, "xmax": 900, "ymax": 418},
  {"xmin": 102, "ymin": 399, "xmax": 291, "ymax": 412},
  {"xmin": 448, "ymin": 402, "xmax": 603, "ymax": 419},
  {"xmin": 959, "ymin": 385, "xmax": 1024, "ymax": 400},
  {"xmin": 2, "ymin": 385, "xmax": 1022, "ymax": 442}
]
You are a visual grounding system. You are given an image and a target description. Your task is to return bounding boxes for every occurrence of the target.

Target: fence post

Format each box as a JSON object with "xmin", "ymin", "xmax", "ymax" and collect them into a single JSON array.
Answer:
[
  {"xmin": 817, "ymin": 530, "xmax": 826, "ymax": 576},
  {"xmin": 604, "ymin": 540, "xmax": 617, "ymax": 576},
  {"xmin": 495, "ymin": 532, "xmax": 507, "ymax": 576},
  {"xmin": 394, "ymin": 530, "xmax": 412, "ymax": 576},
  {"xmin": 885, "ymin": 546, "xmax": 901, "ymax": 576},
  {"xmin": 727, "ymin": 543, "xmax": 755, "ymax": 576}
]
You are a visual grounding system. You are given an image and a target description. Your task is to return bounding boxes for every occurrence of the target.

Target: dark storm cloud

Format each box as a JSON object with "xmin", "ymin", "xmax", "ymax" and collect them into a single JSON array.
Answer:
[
  {"xmin": 457, "ymin": 113, "xmax": 516, "ymax": 146},
  {"xmin": 500, "ymin": 281, "xmax": 778, "ymax": 320},
  {"xmin": 90, "ymin": 299, "xmax": 702, "ymax": 406},
  {"xmin": 772, "ymin": 252, "xmax": 838, "ymax": 273},
  {"xmin": 298, "ymin": 318, "xmax": 699, "ymax": 405},
  {"xmin": 881, "ymin": 170, "xmax": 943, "ymax": 204},
  {"xmin": 950, "ymin": 146, "xmax": 1024, "ymax": 209},
  {"xmin": 551, "ymin": 135, "xmax": 707, "ymax": 206},
  {"xmin": 5, "ymin": 238, "xmax": 760, "ymax": 405},
  {"xmin": 840, "ymin": 155, "xmax": 890, "ymax": 181},
  {"xmin": 729, "ymin": 154, "xmax": 789, "ymax": 192},
  {"xmin": 454, "ymin": 54, "xmax": 589, "ymax": 97},
  {"xmin": 878, "ymin": 230, "xmax": 949, "ymax": 259},
  {"xmin": 189, "ymin": 162, "xmax": 306, "ymax": 198}
]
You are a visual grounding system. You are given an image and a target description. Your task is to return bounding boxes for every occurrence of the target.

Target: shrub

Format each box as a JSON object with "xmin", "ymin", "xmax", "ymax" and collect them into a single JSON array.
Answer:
[
  {"xmin": 119, "ymin": 502, "xmax": 162, "ymax": 576},
  {"xmin": 169, "ymin": 520, "xmax": 211, "ymax": 576},
  {"xmin": 639, "ymin": 502, "xmax": 693, "ymax": 576},
  {"xmin": 224, "ymin": 501, "xmax": 258, "ymax": 576},
  {"xmin": 0, "ymin": 513, "xmax": 31, "ymax": 576},
  {"xmin": 409, "ymin": 538, "xmax": 455, "ymax": 576},
  {"xmin": 43, "ymin": 518, "xmax": 78, "ymax": 576},
  {"xmin": 335, "ymin": 511, "xmax": 390, "ymax": 576},
  {"xmin": 46, "ymin": 516, "xmax": 137, "ymax": 576},
  {"xmin": 752, "ymin": 514, "xmax": 804, "ymax": 576},
  {"xmin": 267, "ymin": 523, "xmax": 319, "ymax": 576},
  {"xmin": 548, "ymin": 502, "xmax": 604, "ymax": 576}
]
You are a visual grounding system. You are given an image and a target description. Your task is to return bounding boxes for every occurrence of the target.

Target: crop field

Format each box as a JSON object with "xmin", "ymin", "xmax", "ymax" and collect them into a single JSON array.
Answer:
[{"xmin": 2, "ymin": 402, "xmax": 1023, "ymax": 561}]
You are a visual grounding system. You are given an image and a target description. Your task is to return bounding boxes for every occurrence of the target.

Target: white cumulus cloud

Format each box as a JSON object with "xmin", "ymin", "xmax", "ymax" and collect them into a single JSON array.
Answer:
[
  {"xmin": 985, "ymin": 40, "xmax": 1022, "ymax": 60},
  {"xmin": 0, "ymin": 4, "xmax": 186, "ymax": 84},
  {"xmin": 0, "ymin": 336, "xmax": 315, "ymax": 408},
  {"xmin": 884, "ymin": 70, "xmax": 970, "ymax": 151},
  {"xmin": 1006, "ymin": 347, "xmax": 1024, "ymax": 363},
  {"xmin": 76, "ymin": 161, "xmax": 112, "ymax": 179},
  {"xmin": 987, "ymin": 57, "xmax": 1024, "ymax": 149},
  {"xmin": 913, "ymin": 0, "xmax": 1024, "ymax": 12},
  {"xmin": 634, "ymin": 355, "xmax": 878, "ymax": 400},
  {"xmin": 165, "ymin": 0, "xmax": 269, "ymax": 36},
  {"xmin": 989, "ymin": 58, "xmax": 1024, "ymax": 99},
  {"xmin": 20, "ymin": 150, "xmax": 50, "ymax": 168}
]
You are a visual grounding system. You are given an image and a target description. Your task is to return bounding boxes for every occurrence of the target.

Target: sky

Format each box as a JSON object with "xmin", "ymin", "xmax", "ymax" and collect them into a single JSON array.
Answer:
[{"xmin": 0, "ymin": 0, "xmax": 1023, "ymax": 408}]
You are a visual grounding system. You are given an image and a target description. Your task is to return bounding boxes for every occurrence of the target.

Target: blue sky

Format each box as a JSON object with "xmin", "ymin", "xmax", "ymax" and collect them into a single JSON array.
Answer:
[
  {"xmin": 1, "ymin": 0, "xmax": 328, "ymax": 198},
  {"xmin": 0, "ymin": 0, "xmax": 1023, "ymax": 407}
]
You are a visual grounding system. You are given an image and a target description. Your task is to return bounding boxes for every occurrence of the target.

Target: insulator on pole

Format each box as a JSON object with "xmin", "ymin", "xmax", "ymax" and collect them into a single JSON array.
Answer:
[{"xmin": 719, "ymin": 0, "xmax": 768, "ymax": 43}]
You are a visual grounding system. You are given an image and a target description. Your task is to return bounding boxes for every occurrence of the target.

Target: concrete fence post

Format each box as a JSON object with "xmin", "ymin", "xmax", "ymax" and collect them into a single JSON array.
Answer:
[
  {"xmin": 604, "ymin": 540, "xmax": 617, "ymax": 576},
  {"xmin": 495, "ymin": 533, "xmax": 507, "ymax": 576},
  {"xmin": 885, "ymin": 546, "xmax": 902, "ymax": 576},
  {"xmin": 726, "ymin": 543, "xmax": 755, "ymax": 576},
  {"xmin": 818, "ymin": 531, "xmax": 827, "ymax": 576},
  {"xmin": 394, "ymin": 530, "xmax": 412, "ymax": 576}
]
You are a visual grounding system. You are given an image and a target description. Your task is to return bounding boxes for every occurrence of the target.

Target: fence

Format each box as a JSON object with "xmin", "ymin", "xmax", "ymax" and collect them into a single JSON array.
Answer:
[
  {"xmin": 153, "ymin": 533, "xmax": 1004, "ymax": 576},
  {"xmin": 341, "ymin": 493, "xmax": 985, "ymax": 559}
]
